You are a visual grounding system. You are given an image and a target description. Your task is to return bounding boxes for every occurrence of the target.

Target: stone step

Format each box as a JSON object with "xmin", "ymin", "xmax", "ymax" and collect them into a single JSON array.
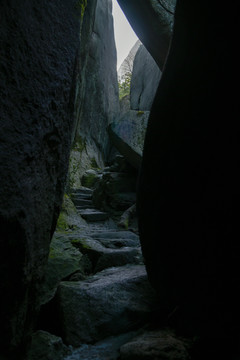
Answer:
[
  {"xmin": 78, "ymin": 209, "xmax": 109, "ymax": 222},
  {"xmin": 76, "ymin": 205, "xmax": 94, "ymax": 210},
  {"xmin": 72, "ymin": 192, "xmax": 92, "ymax": 199},
  {"xmin": 90, "ymin": 231, "xmax": 139, "ymax": 241},
  {"xmin": 71, "ymin": 187, "xmax": 93, "ymax": 195},
  {"xmin": 73, "ymin": 198, "xmax": 93, "ymax": 207},
  {"xmin": 71, "ymin": 237, "xmax": 142, "ymax": 273},
  {"xmin": 89, "ymin": 230, "xmax": 139, "ymax": 249}
]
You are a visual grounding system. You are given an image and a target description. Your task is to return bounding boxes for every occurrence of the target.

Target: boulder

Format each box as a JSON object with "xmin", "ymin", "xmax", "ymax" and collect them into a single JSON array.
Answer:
[
  {"xmin": 39, "ymin": 234, "xmax": 85, "ymax": 306},
  {"xmin": 119, "ymin": 330, "xmax": 190, "ymax": 360},
  {"xmin": 116, "ymin": 0, "xmax": 176, "ymax": 69},
  {"xmin": 130, "ymin": 44, "xmax": 162, "ymax": 111},
  {"xmin": 56, "ymin": 265, "xmax": 157, "ymax": 346},
  {"xmin": 27, "ymin": 331, "xmax": 70, "ymax": 360},
  {"xmin": 108, "ymin": 111, "xmax": 149, "ymax": 169},
  {"xmin": 81, "ymin": 169, "xmax": 101, "ymax": 189},
  {"xmin": 0, "ymin": 0, "xmax": 84, "ymax": 356}
]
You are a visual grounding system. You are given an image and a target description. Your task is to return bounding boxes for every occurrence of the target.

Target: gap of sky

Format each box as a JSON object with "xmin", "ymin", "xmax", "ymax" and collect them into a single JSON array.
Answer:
[{"xmin": 112, "ymin": 0, "xmax": 138, "ymax": 70}]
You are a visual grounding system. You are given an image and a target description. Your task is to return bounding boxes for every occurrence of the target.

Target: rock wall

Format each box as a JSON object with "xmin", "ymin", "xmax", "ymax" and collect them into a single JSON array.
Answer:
[
  {"xmin": 68, "ymin": 0, "xmax": 120, "ymax": 188},
  {"xmin": 137, "ymin": 0, "xmax": 240, "ymax": 349},
  {"xmin": 130, "ymin": 44, "xmax": 162, "ymax": 111},
  {"xmin": 0, "ymin": 1, "xmax": 84, "ymax": 357}
]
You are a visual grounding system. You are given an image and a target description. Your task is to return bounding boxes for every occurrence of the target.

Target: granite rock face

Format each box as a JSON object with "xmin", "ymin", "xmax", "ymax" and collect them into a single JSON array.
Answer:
[
  {"xmin": 68, "ymin": 0, "xmax": 120, "ymax": 187},
  {"xmin": 116, "ymin": 0, "xmax": 176, "ymax": 69},
  {"xmin": 0, "ymin": 0, "xmax": 83, "ymax": 357},
  {"xmin": 56, "ymin": 265, "xmax": 156, "ymax": 346},
  {"xmin": 109, "ymin": 111, "xmax": 149, "ymax": 169},
  {"xmin": 137, "ymin": 0, "xmax": 240, "ymax": 348},
  {"xmin": 130, "ymin": 44, "xmax": 162, "ymax": 111}
]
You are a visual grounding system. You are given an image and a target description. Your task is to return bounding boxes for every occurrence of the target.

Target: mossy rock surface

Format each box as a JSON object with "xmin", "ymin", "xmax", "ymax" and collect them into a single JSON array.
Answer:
[
  {"xmin": 39, "ymin": 233, "xmax": 84, "ymax": 305},
  {"xmin": 81, "ymin": 169, "xmax": 101, "ymax": 188}
]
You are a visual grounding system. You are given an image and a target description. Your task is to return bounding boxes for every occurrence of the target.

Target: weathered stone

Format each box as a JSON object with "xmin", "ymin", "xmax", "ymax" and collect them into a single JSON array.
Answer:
[
  {"xmin": 130, "ymin": 44, "xmax": 162, "ymax": 111},
  {"xmin": 39, "ymin": 234, "xmax": 84, "ymax": 306},
  {"xmin": 56, "ymin": 265, "xmax": 157, "ymax": 346},
  {"xmin": 119, "ymin": 94, "xmax": 131, "ymax": 114},
  {"xmin": 64, "ymin": 332, "xmax": 140, "ymax": 360},
  {"xmin": 0, "ymin": 0, "xmax": 83, "ymax": 356},
  {"xmin": 81, "ymin": 169, "xmax": 101, "ymax": 189},
  {"xmin": 27, "ymin": 331, "xmax": 70, "ymax": 360},
  {"xmin": 109, "ymin": 111, "xmax": 149, "ymax": 169},
  {"xmin": 119, "ymin": 330, "xmax": 190, "ymax": 360},
  {"xmin": 90, "ymin": 230, "xmax": 139, "ymax": 249},
  {"xmin": 70, "ymin": 236, "xmax": 142, "ymax": 273},
  {"xmin": 90, "ymin": 230, "xmax": 139, "ymax": 241},
  {"xmin": 93, "ymin": 171, "xmax": 137, "ymax": 211},
  {"xmin": 117, "ymin": 0, "xmax": 176, "ymax": 69},
  {"xmin": 68, "ymin": 0, "xmax": 120, "ymax": 187},
  {"xmin": 79, "ymin": 209, "xmax": 109, "ymax": 222}
]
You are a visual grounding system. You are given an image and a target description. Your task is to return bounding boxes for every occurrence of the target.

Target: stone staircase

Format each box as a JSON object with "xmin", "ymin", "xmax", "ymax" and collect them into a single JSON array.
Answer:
[{"xmin": 71, "ymin": 188, "xmax": 109, "ymax": 222}]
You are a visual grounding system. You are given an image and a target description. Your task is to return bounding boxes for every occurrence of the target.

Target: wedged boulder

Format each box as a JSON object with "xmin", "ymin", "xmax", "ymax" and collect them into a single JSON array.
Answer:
[
  {"xmin": 108, "ymin": 111, "xmax": 149, "ymax": 169},
  {"xmin": 130, "ymin": 44, "xmax": 162, "ymax": 111},
  {"xmin": 56, "ymin": 265, "xmax": 157, "ymax": 346},
  {"xmin": 116, "ymin": 0, "xmax": 176, "ymax": 69}
]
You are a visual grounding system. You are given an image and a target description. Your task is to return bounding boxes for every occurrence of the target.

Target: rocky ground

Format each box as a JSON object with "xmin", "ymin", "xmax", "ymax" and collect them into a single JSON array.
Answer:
[{"xmin": 27, "ymin": 158, "xmax": 191, "ymax": 360}]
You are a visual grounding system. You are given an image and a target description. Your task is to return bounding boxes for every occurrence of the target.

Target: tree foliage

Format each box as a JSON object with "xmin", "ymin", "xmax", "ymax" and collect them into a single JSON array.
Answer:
[{"xmin": 118, "ymin": 71, "xmax": 132, "ymax": 100}]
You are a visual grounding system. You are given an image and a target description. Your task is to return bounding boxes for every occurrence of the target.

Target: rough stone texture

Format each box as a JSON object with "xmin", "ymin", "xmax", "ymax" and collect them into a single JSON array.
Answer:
[
  {"xmin": 118, "ymin": 40, "xmax": 141, "ymax": 81},
  {"xmin": 56, "ymin": 265, "xmax": 157, "ymax": 346},
  {"xmin": 117, "ymin": 0, "xmax": 176, "ymax": 69},
  {"xmin": 68, "ymin": 0, "xmax": 120, "ymax": 187},
  {"xmin": 0, "ymin": 1, "xmax": 83, "ymax": 357},
  {"xmin": 93, "ymin": 171, "xmax": 137, "ymax": 211},
  {"xmin": 120, "ymin": 330, "xmax": 190, "ymax": 360},
  {"xmin": 39, "ymin": 234, "xmax": 84, "ymax": 306},
  {"xmin": 71, "ymin": 236, "xmax": 142, "ymax": 273},
  {"xmin": 109, "ymin": 111, "xmax": 149, "ymax": 169},
  {"xmin": 27, "ymin": 331, "xmax": 71, "ymax": 360},
  {"xmin": 130, "ymin": 44, "xmax": 162, "ymax": 111},
  {"xmin": 137, "ymin": 0, "xmax": 240, "ymax": 350}
]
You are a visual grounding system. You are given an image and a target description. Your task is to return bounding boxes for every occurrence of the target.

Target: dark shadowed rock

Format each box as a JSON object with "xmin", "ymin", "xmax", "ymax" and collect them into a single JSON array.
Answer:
[
  {"xmin": 120, "ymin": 330, "xmax": 190, "ymax": 360},
  {"xmin": 93, "ymin": 171, "xmax": 137, "ymax": 211},
  {"xmin": 137, "ymin": 0, "xmax": 240, "ymax": 348},
  {"xmin": 130, "ymin": 44, "xmax": 162, "ymax": 111},
  {"xmin": 56, "ymin": 265, "xmax": 157, "ymax": 346},
  {"xmin": 0, "ymin": 0, "xmax": 84, "ymax": 356},
  {"xmin": 27, "ymin": 331, "xmax": 70, "ymax": 360}
]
